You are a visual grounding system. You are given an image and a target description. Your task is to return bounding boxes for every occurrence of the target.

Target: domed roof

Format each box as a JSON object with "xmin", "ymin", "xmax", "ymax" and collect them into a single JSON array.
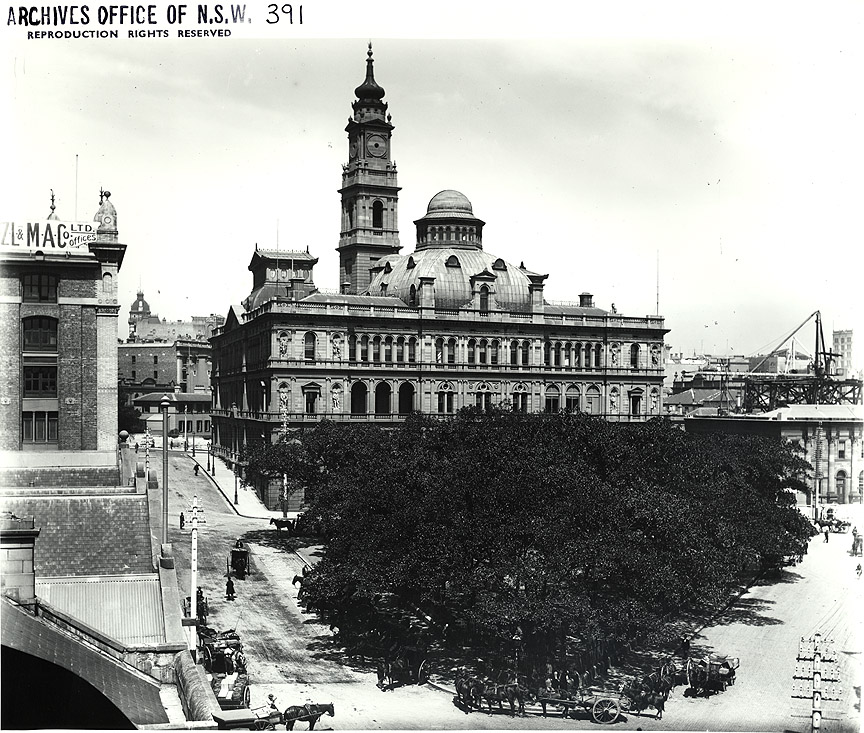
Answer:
[
  {"xmin": 366, "ymin": 248, "xmax": 535, "ymax": 311},
  {"xmin": 131, "ymin": 290, "xmax": 150, "ymax": 314},
  {"xmin": 427, "ymin": 190, "xmax": 473, "ymax": 215}
]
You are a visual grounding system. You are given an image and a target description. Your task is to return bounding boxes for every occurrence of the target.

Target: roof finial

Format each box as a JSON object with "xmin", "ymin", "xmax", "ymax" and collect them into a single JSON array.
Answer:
[
  {"xmin": 50, "ymin": 189, "xmax": 56, "ymax": 213},
  {"xmin": 99, "ymin": 187, "xmax": 105, "ymax": 204},
  {"xmin": 368, "ymin": 41, "xmax": 373, "ymax": 58}
]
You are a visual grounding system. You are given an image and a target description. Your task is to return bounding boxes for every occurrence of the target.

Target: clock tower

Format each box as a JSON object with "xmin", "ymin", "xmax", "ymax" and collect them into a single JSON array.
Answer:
[{"xmin": 337, "ymin": 44, "xmax": 401, "ymax": 294}]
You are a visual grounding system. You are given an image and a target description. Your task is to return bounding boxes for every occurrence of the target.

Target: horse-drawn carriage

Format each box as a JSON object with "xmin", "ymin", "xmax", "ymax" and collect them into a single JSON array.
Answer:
[
  {"xmin": 229, "ymin": 541, "xmax": 251, "ymax": 579},
  {"xmin": 211, "ymin": 702, "xmax": 335, "ymax": 731},
  {"xmin": 686, "ymin": 654, "xmax": 738, "ymax": 696},
  {"xmin": 376, "ymin": 643, "xmax": 429, "ymax": 688}
]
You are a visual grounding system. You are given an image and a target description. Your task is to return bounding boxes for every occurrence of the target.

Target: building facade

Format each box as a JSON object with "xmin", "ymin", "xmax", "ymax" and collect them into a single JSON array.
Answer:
[
  {"xmin": 833, "ymin": 329, "xmax": 857, "ymax": 379},
  {"xmin": 0, "ymin": 192, "xmax": 125, "ymax": 477},
  {"xmin": 210, "ymin": 47, "xmax": 669, "ymax": 509}
]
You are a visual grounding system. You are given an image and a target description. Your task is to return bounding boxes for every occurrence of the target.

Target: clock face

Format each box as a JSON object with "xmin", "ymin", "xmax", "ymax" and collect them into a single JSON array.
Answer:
[{"xmin": 366, "ymin": 134, "xmax": 387, "ymax": 158}]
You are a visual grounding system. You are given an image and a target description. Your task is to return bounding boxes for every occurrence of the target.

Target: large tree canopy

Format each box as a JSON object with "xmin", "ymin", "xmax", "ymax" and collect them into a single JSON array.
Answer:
[{"xmin": 244, "ymin": 410, "xmax": 814, "ymax": 666}]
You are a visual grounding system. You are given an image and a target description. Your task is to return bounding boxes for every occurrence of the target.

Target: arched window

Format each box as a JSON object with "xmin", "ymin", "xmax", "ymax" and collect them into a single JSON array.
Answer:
[
  {"xmin": 543, "ymin": 342, "xmax": 551, "ymax": 366},
  {"xmin": 468, "ymin": 338, "xmax": 477, "ymax": 365},
  {"xmin": 479, "ymin": 339, "xmax": 488, "ymax": 365},
  {"xmin": 446, "ymin": 255, "xmax": 460, "ymax": 268},
  {"xmin": 437, "ymin": 382, "xmax": 454, "ymax": 414},
  {"xmin": 490, "ymin": 339, "xmax": 499, "ymax": 365},
  {"xmin": 348, "ymin": 334, "xmax": 357, "ymax": 362},
  {"xmin": 398, "ymin": 382, "xmax": 415, "ymax": 414},
  {"xmin": 512, "ymin": 383, "xmax": 528, "ymax": 413},
  {"xmin": 384, "ymin": 336, "xmax": 393, "ymax": 362},
  {"xmin": 102, "ymin": 272, "xmax": 113, "ymax": 293},
  {"xmin": 409, "ymin": 284, "xmax": 417, "ymax": 306},
  {"xmin": 594, "ymin": 343, "xmax": 602, "ymax": 368},
  {"xmin": 544, "ymin": 385, "xmax": 560, "ymax": 413},
  {"xmin": 360, "ymin": 335, "xmax": 369, "ymax": 362},
  {"xmin": 586, "ymin": 385, "xmax": 601, "ymax": 414},
  {"xmin": 447, "ymin": 337, "xmax": 457, "ymax": 365},
  {"xmin": 629, "ymin": 388, "xmax": 643, "ymax": 416},
  {"xmin": 565, "ymin": 385, "xmax": 580, "ymax": 412},
  {"xmin": 372, "ymin": 200, "xmax": 384, "ymax": 229},
  {"xmin": 372, "ymin": 336, "xmax": 381, "ymax": 362},
  {"xmin": 396, "ymin": 337, "xmax": 405, "ymax": 362},
  {"xmin": 479, "ymin": 285, "xmax": 490, "ymax": 313},
  {"xmin": 510, "ymin": 340, "xmax": 518, "ymax": 365},
  {"xmin": 435, "ymin": 338, "xmax": 444, "ymax": 365},
  {"xmin": 350, "ymin": 382, "xmax": 368, "ymax": 415},
  {"xmin": 375, "ymin": 382, "xmax": 391, "ymax": 414},
  {"xmin": 475, "ymin": 382, "xmax": 492, "ymax": 411},
  {"xmin": 521, "ymin": 340, "xmax": 530, "ymax": 366},
  {"xmin": 304, "ymin": 332, "xmax": 316, "ymax": 360},
  {"xmin": 630, "ymin": 344, "xmax": 641, "ymax": 369},
  {"xmin": 573, "ymin": 343, "xmax": 582, "ymax": 368},
  {"xmin": 407, "ymin": 337, "xmax": 417, "ymax": 363},
  {"xmin": 835, "ymin": 470, "xmax": 847, "ymax": 497},
  {"xmin": 23, "ymin": 316, "xmax": 58, "ymax": 351}
]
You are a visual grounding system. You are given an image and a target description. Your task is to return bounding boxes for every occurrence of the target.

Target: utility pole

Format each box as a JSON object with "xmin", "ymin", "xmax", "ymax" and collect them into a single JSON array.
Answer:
[{"xmin": 792, "ymin": 633, "xmax": 841, "ymax": 732}]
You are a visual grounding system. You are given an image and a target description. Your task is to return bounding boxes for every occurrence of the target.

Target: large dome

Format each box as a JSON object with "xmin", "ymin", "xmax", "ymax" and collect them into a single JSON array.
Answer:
[
  {"xmin": 130, "ymin": 290, "xmax": 150, "ymax": 314},
  {"xmin": 426, "ymin": 190, "xmax": 474, "ymax": 217}
]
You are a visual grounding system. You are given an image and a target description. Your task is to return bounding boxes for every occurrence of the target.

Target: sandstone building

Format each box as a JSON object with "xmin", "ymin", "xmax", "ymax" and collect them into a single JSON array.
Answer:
[{"xmin": 210, "ymin": 47, "xmax": 669, "ymax": 510}]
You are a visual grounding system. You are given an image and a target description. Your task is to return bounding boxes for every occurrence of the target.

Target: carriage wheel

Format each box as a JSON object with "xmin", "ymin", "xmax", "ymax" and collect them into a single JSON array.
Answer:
[
  {"xmin": 686, "ymin": 659, "xmax": 695, "ymax": 689},
  {"xmin": 591, "ymin": 698, "xmax": 620, "ymax": 724},
  {"xmin": 253, "ymin": 720, "xmax": 274, "ymax": 730},
  {"xmin": 243, "ymin": 685, "xmax": 251, "ymax": 708},
  {"xmin": 202, "ymin": 645, "xmax": 213, "ymax": 672},
  {"xmin": 416, "ymin": 660, "xmax": 429, "ymax": 685}
]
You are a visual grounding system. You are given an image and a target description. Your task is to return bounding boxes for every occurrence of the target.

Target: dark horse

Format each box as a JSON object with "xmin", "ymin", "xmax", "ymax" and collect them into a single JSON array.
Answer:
[
  {"xmin": 283, "ymin": 703, "xmax": 334, "ymax": 731},
  {"xmin": 621, "ymin": 679, "xmax": 665, "ymax": 720},
  {"xmin": 469, "ymin": 679, "xmax": 525, "ymax": 716},
  {"xmin": 454, "ymin": 673, "xmax": 481, "ymax": 712},
  {"xmin": 270, "ymin": 517, "xmax": 294, "ymax": 534}
]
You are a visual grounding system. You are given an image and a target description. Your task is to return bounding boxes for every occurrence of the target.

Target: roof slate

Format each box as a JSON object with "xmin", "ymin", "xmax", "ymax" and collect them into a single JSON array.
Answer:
[{"xmin": 1, "ymin": 495, "xmax": 154, "ymax": 577}]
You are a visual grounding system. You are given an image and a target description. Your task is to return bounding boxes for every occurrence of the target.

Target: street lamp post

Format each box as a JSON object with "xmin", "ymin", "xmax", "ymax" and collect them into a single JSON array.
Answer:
[
  {"xmin": 206, "ymin": 441, "xmax": 211, "ymax": 472},
  {"xmin": 160, "ymin": 394, "xmax": 171, "ymax": 546},
  {"xmin": 233, "ymin": 466, "xmax": 239, "ymax": 505}
]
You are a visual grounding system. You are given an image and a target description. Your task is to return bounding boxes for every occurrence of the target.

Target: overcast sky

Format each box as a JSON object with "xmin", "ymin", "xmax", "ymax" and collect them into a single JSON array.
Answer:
[{"xmin": 3, "ymin": 2, "xmax": 862, "ymax": 361}]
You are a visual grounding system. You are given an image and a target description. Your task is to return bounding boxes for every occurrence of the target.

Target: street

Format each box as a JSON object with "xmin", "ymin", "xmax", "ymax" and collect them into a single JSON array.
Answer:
[{"xmin": 163, "ymin": 451, "xmax": 863, "ymax": 731}]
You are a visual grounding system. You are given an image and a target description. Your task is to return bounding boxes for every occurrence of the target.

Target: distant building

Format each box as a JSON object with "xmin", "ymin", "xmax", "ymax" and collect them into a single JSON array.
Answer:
[
  {"xmin": 833, "ymin": 329, "xmax": 856, "ymax": 378},
  {"xmin": 210, "ymin": 47, "xmax": 669, "ymax": 511},
  {"xmin": 127, "ymin": 288, "xmax": 222, "ymax": 342}
]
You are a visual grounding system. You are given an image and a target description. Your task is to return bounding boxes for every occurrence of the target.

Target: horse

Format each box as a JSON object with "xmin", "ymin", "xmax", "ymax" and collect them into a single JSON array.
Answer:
[
  {"xmin": 270, "ymin": 517, "xmax": 294, "ymax": 534},
  {"xmin": 469, "ymin": 679, "xmax": 525, "ymax": 716},
  {"xmin": 454, "ymin": 673, "xmax": 478, "ymax": 712},
  {"xmin": 292, "ymin": 573, "xmax": 306, "ymax": 600},
  {"xmin": 282, "ymin": 703, "xmax": 334, "ymax": 731},
  {"xmin": 621, "ymin": 680, "xmax": 665, "ymax": 719}
]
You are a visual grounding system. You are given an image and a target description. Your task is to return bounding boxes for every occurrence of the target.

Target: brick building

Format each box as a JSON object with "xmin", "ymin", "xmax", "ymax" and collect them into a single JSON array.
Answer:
[{"xmin": 210, "ymin": 47, "xmax": 669, "ymax": 510}]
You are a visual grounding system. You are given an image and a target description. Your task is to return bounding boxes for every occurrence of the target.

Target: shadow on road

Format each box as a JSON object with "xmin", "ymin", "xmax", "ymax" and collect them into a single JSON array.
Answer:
[
  {"xmin": 752, "ymin": 568, "xmax": 804, "ymax": 586},
  {"xmin": 711, "ymin": 597, "xmax": 783, "ymax": 626}
]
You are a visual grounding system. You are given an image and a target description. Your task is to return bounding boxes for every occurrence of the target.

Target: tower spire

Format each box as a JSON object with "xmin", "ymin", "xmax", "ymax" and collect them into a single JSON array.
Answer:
[{"xmin": 354, "ymin": 42, "xmax": 385, "ymax": 102}]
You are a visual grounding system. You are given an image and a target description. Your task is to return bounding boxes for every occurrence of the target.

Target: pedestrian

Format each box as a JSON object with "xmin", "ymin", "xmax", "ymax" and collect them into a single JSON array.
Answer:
[
  {"xmin": 179, "ymin": 512, "xmax": 185, "ymax": 530},
  {"xmin": 226, "ymin": 576, "xmax": 236, "ymax": 600},
  {"xmin": 194, "ymin": 464, "xmax": 200, "ymax": 476},
  {"xmin": 135, "ymin": 442, "xmax": 139, "ymax": 453},
  {"xmin": 857, "ymin": 563, "xmax": 862, "ymax": 579},
  {"xmin": 824, "ymin": 528, "xmax": 829, "ymax": 543}
]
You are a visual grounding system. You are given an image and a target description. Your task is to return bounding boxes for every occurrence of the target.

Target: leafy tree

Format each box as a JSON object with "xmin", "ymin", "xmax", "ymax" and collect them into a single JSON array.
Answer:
[
  {"xmin": 244, "ymin": 410, "xmax": 816, "ymax": 670},
  {"xmin": 118, "ymin": 401, "xmax": 145, "ymax": 433}
]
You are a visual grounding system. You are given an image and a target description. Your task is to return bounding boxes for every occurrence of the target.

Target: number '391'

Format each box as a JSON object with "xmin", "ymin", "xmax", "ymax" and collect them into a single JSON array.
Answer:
[{"xmin": 267, "ymin": 3, "xmax": 302, "ymax": 23}]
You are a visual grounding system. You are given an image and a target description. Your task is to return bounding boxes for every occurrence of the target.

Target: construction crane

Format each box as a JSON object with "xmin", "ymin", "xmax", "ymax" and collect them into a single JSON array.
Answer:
[{"xmin": 741, "ymin": 311, "xmax": 861, "ymax": 412}]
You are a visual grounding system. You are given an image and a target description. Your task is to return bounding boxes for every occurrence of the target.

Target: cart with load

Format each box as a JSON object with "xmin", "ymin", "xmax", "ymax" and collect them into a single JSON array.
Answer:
[
  {"xmin": 538, "ymin": 687, "xmax": 631, "ymax": 724},
  {"xmin": 199, "ymin": 626, "xmax": 247, "ymax": 675},
  {"xmin": 208, "ymin": 671, "xmax": 251, "ymax": 711},
  {"xmin": 686, "ymin": 654, "xmax": 739, "ymax": 696}
]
